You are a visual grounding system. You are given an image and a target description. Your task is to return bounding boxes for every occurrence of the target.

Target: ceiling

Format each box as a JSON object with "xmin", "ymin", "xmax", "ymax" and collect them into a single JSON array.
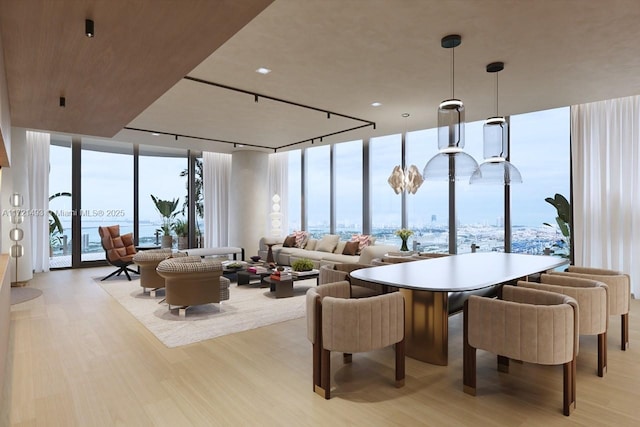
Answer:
[{"xmin": 3, "ymin": 0, "xmax": 640, "ymax": 154}]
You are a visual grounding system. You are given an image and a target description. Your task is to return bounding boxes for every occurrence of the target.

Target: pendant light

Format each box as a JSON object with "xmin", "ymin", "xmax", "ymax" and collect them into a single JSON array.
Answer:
[
  {"xmin": 470, "ymin": 62, "xmax": 522, "ymax": 184},
  {"xmin": 423, "ymin": 34, "xmax": 479, "ymax": 181}
]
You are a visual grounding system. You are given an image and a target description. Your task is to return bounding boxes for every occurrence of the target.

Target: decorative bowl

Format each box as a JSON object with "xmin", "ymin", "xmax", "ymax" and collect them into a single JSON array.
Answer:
[{"xmin": 250, "ymin": 255, "xmax": 261, "ymax": 262}]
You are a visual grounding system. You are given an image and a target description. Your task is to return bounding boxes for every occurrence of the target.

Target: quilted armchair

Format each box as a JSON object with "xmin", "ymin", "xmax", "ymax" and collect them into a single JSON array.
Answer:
[{"xmin": 98, "ymin": 225, "xmax": 138, "ymax": 281}]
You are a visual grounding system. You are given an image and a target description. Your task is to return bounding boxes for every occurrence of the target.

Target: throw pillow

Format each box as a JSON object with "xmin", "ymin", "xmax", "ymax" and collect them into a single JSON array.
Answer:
[
  {"xmin": 316, "ymin": 234, "xmax": 340, "ymax": 252},
  {"xmin": 351, "ymin": 234, "xmax": 373, "ymax": 254},
  {"xmin": 342, "ymin": 241, "xmax": 359, "ymax": 256},
  {"xmin": 305, "ymin": 239, "xmax": 317, "ymax": 250},
  {"xmin": 334, "ymin": 241, "xmax": 347, "ymax": 254},
  {"xmin": 283, "ymin": 235, "xmax": 296, "ymax": 247},
  {"xmin": 292, "ymin": 231, "xmax": 309, "ymax": 248}
]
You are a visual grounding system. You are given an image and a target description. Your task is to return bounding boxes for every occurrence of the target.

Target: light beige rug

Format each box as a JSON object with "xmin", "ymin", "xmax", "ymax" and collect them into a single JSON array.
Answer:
[{"xmin": 97, "ymin": 277, "xmax": 314, "ymax": 348}]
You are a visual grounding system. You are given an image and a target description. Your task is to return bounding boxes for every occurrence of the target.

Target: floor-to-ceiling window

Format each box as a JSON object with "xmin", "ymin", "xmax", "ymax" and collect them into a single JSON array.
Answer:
[
  {"xmin": 510, "ymin": 107, "xmax": 571, "ymax": 255},
  {"xmin": 139, "ymin": 146, "xmax": 188, "ymax": 248},
  {"xmin": 287, "ymin": 150, "xmax": 302, "ymax": 234},
  {"xmin": 305, "ymin": 145, "xmax": 330, "ymax": 238},
  {"xmin": 457, "ymin": 119, "xmax": 505, "ymax": 254},
  {"xmin": 80, "ymin": 139, "xmax": 134, "ymax": 262},
  {"xmin": 406, "ymin": 128, "xmax": 448, "ymax": 253},
  {"xmin": 334, "ymin": 140, "xmax": 363, "ymax": 239},
  {"xmin": 370, "ymin": 134, "xmax": 402, "ymax": 244},
  {"xmin": 49, "ymin": 137, "xmax": 73, "ymax": 268}
]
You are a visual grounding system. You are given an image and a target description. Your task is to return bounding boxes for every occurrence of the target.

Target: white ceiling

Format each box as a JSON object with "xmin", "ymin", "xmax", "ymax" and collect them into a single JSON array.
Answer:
[{"xmin": 8, "ymin": 0, "xmax": 640, "ymax": 154}]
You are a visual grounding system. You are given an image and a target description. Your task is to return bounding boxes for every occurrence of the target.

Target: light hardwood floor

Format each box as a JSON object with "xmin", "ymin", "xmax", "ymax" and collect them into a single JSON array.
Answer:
[{"xmin": 2, "ymin": 266, "xmax": 639, "ymax": 426}]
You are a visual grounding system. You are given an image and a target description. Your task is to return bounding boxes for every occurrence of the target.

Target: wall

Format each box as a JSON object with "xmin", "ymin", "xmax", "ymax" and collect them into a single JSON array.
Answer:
[
  {"xmin": 0, "ymin": 254, "xmax": 11, "ymax": 421},
  {"xmin": 0, "ymin": 28, "xmax": 11, "ymax": 167},
  {"xmin": 229, "ymin": 151, "xmax": 268, "ymax": 257}
]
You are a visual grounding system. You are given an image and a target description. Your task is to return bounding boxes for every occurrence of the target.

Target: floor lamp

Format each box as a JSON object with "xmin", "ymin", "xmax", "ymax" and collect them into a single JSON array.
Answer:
[{"xmin": 9, "ymin": 193, "xmax": 25, "ymax": 286}]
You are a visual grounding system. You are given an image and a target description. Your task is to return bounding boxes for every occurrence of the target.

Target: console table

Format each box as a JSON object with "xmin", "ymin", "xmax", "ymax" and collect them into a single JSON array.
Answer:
[{"xmin": 351, "ymin": 252, "xmax": 568, "ymax": 365}]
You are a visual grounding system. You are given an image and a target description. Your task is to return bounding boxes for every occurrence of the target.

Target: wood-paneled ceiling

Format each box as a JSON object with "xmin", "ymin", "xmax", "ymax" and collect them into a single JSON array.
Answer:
[{"xmin": 3, "ymin": 0, "xmax": 640, "ymax": 154}]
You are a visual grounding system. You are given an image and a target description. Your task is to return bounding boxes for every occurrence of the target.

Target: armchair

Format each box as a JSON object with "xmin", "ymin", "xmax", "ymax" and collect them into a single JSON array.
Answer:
[
  {"xmin": 464, "ymin": 285, "xmax": 579, "ymax": 416},
  {"xmin": 98, "ymin": 225, "xmax": 139, "ymax": 281},
  {"xmin": 306, "ymin": 281, "xmax": 405, "ymax": 399},
  {"xmin": 549, "ymin": 266, "xmax": 630, "ymax": 350}
]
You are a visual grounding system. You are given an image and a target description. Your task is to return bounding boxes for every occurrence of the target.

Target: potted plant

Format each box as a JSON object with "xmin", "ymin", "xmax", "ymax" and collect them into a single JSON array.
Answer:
[
  {"xmin": 291, "ymin": 258, "xmax": 314, "ymax": 272},
  {"xmin": 543, "ymin": 193, "xmax": 572, "ymax": 261},
  {"xmin": 151, "ymin": 195, "xmax": 180, "ymax": 248},
  {"xmin": 172, "ymin": 218, "xmax": 189, "ymax": 250}
]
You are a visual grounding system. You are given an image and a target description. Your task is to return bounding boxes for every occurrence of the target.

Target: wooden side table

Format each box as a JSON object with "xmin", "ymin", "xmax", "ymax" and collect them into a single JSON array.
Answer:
[{"xmin": 265, "ymin": 243, "xmax": 276, "ymax": 263}]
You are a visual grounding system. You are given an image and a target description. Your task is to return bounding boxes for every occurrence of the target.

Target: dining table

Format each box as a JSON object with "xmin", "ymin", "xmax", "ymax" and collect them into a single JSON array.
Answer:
[{"xmin": 350, "ymin": 252, "xmax": 569, "ymax": 365}]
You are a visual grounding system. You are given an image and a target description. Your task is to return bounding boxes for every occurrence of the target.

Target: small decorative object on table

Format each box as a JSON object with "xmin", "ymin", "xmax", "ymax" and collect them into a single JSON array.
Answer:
[
  {"xmin": 395, "ymin": 228, "xmax": 413, "ymax": 252},
  {"xmin": 250, "ymin": 255, "xmax": 261, "ymax": 262}
]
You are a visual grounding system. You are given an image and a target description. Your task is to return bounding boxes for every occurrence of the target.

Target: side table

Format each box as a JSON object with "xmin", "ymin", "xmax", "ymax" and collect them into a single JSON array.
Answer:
[{"xmin": 265, "ymin": 243, "xmax": 276, "ymax": 263}]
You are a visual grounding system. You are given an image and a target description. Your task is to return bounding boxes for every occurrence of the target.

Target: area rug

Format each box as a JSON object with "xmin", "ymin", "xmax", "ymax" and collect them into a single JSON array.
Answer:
[
  {"xmin": 96, "ymin": 277, "xmax": 314, "ymax": 348},
  {"xmin": 10, "ymin": 287, "xmax": 43, "ymax": 305}
]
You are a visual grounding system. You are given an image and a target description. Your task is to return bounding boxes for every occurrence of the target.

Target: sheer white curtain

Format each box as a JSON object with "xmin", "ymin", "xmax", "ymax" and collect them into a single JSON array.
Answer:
[
  {"xmin": 203, "ymin": 151, "xmax": 231, "ymax": 247},
  {"xmin": 267, "ymin": 152, "xmax": 288, "ymax": 238},
  {"xmin": 571, "ymin": 95, "xmax": 640, "ymax": 297},
  {"xmin": 26, "ymin": 130, "xmax": 51, "ymax": 272}
]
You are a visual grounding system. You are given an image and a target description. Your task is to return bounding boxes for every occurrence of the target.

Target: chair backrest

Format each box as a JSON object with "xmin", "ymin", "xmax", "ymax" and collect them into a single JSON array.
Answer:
[
  {"xmin": 98, "ymin": 225, "xmax": 136, "ymax": 262},
  {"xmin": 321, "ymin": 291, "xmax": 404, "ymax": 353},
  {"xmin": 466, "ymin": 285, "xmax": 578, "ymax": 365},
  {"xmin": 520, "ymin": 275, "xmax": 608, "ymax": 335},
  {"xmin": 306, "ymin": 281, "xmax": 351, "ymax": 344}
]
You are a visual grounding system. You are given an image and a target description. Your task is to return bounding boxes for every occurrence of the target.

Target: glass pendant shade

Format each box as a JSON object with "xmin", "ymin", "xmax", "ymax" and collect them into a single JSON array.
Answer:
[
  {"xmin": 423, "ymin": 151, "xmax": 479, "ymax": 181},
  {"xmin": 438, "ymin": 99, "xmax": 465, "ymax": 150},
  {"xmin": 10, "ymin": 212, "xmax": 24, "ymax": 225},
  {"xmin": 483, "ymin": 117, "xmax": 508, "ymax": 158},
  {"xmin": 470, "ymin": 158, "xmax": 523, "ymax": 184}
]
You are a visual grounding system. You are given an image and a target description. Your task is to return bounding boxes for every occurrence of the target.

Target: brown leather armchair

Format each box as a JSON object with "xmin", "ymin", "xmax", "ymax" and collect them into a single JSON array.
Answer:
[{"xmin": 98, "ymin": 225, "xmax": 139, "ymax": 281}]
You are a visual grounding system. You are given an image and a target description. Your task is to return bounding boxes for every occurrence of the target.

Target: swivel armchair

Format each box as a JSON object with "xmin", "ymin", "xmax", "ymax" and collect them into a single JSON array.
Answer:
[{"xmin": 98, "ymin": 225, "xmax": 139, "ymax": 281}]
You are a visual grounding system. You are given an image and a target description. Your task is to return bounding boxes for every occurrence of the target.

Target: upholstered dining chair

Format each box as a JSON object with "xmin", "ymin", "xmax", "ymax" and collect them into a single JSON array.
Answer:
[
  {"xmin": 306, "ymin": 281, "xmax": 405, "ymax": 399},
  {"xmin": 518, "ymin": 274, "xmax": 608, "ymax": 377},
  {"xmin": 464, "ymin": 285, "xmax": 579, "ymax": 416},
  {"xmin": 98, "ymin": 225, "xmax": 139, "ymax": 281},
  {"xmin": 549, "ymin": 266, "xmax": 630, "ymax": 350}
]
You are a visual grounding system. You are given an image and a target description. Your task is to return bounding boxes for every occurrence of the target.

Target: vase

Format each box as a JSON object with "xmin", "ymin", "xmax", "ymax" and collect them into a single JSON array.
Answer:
[{"xmin": 400, "ymin": 238, "xmax": 409, "ymax": 252}]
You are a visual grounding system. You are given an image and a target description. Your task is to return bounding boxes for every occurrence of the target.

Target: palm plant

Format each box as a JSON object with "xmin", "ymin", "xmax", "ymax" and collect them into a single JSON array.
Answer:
[
  {"xmin": 150, "ymin": 195, "xmax": 180, "ymax": 236},
  {"xmin": 49, "ymin": 192, "xmax": 71, "ymax": 249},
  {"xmin": 180, "ymin": 158, "xmax": 204, "ymax": 235},
  {"xmin": 543, "ymin": 193, "xmax": 572, "ymax": 260}
]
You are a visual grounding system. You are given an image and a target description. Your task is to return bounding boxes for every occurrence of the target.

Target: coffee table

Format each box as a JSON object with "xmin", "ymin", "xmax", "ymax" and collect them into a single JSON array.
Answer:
[
  {"xmin": 262, "ymin": 272, "xmax": 319, "ymax": 298},
  {"xmin": 237, "ymin": 269, "xmax": 271, "ymax": 286}
]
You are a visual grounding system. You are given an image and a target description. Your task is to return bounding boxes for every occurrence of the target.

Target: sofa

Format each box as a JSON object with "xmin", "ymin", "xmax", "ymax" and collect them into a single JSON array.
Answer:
[{"xmin": 258, "ymin": 234, "xmax": 397, "ymax": 268}]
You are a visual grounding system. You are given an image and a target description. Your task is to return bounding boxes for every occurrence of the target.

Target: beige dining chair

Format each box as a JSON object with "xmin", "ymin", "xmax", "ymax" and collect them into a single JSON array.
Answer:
[
  {"xmin": 306, "ymin": 281, "xmax": 405, "ymax": 399},
  {"xmin": 549, "ymin": 266, "xmax": 630, "ymax": 350},
  {"xmin": 518, "ymin": 274, "xmax": 608, "ymax": 376},
  {"xmin": 464, "ymin": 285, "xmax": 579, "ymax": 416}
]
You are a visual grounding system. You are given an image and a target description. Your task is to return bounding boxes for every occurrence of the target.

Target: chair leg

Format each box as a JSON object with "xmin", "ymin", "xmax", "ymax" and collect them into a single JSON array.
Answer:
[
  {"xmin": 563, "ymin": 360, "xmax": 576, "ymax": 416},
  {"xmin": 621, "ymin": 313, "xmax": 629, "ymax": 351},
  {"xmin": 395, "ymin": 339, "xmax": 405, "ymax": 388},
  {"xmin": 317, "ymin": 348, "xmax": 331, "ymax": 399},
  {"xmin": 312, "ymin": 342, "xmax": 321, "ymax": 392},
  {"xmin": 101, "ymin": 267, "xmax": 124, "ymax": 281},
  {"xmin": 123, "ymin": 268, "xmax": 131, "ymax": 281},
  {"xmin": 497, "ymin": 355, "xmax": 510, "ymax": 373},
  {"xmin": 463, "ymin": 302, "xmax": 476, "ymax": 396},
  {"xmin": 598, "ymin": 332, "xmax": 606, "ymax": 377}
]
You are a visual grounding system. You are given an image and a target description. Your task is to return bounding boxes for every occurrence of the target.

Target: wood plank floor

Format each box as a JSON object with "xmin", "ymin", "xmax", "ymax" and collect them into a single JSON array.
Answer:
[{"xmin": 2, "ymin": 266, "xmax": 639, "ymax": 426}]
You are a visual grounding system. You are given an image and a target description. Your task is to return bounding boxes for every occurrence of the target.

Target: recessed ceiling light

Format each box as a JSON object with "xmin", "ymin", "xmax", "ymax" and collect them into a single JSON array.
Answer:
[
  {"xmin": 371, "ymin": 102, "xmax": 382, "ymax": 107},
  {"xmin": 256, "ymin": 67, "xmax": 271, "ymax": 75},
  {"xmin": 401, "ymin": 113, "xmax": 410, "ymax": 118},
  {"xmin": 237, "ymin": 144, "xmax": 245, "ymax": 148},
  {"xmin": 151, "ymin": 132, "xmax": 160, "ymax": 136}
]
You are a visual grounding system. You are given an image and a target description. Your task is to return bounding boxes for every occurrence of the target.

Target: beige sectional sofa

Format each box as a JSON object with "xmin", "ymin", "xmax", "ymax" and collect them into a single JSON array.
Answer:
[{"xmin": 258, "ymin": 235, "xmax": 397, "ymax": 268}]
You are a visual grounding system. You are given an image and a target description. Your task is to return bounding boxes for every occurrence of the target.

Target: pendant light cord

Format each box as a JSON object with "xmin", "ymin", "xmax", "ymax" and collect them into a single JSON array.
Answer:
[
  {"xmin": 495, "ymin": 72, "xmax": 499, "ymax": 115},
  {"xmin": 451, "ymin": 47, "xmax": 455, "ymax": 99}
]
